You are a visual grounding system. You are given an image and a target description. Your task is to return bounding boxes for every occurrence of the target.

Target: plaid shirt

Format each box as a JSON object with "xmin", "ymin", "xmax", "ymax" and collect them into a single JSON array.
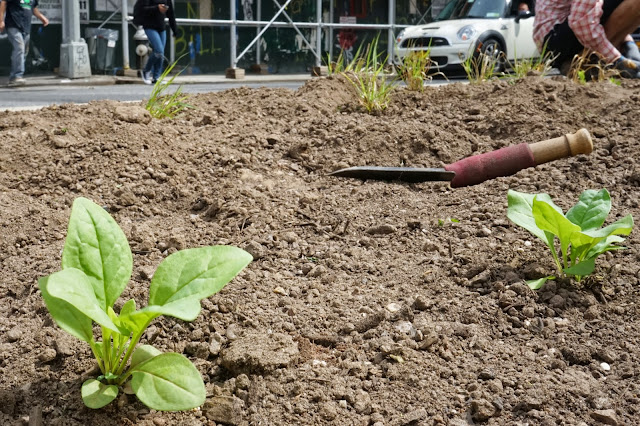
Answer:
[{"xmin": 533, "ymin": 0, "xmax": 620, "ymax": 62}]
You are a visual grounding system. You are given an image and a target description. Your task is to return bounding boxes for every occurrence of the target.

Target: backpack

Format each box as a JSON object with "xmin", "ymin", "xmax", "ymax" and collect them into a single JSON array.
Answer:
[{"xmin": 132, "ymin": 0, "xmax": 145, "ymax": 26}]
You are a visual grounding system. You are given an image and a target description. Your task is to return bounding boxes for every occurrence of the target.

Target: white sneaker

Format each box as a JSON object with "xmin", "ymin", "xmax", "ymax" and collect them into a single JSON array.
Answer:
[
  {"xmin": 141, "ymin": 70, "xmax": 152, "ymax": 85},
  {"xmin": 8, "ymin": 77, "xmax": 26, "ymax": 87}
]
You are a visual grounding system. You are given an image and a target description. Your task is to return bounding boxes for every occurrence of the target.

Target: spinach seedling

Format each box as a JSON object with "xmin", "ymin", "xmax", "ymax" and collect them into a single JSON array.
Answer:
[
  {"xmin": 507, "ymin": 189, "xmax": 633, "ymax": 289},
  {"xmin": 39, "ymin": 197, "xmax": 252, "ymax": 410}
]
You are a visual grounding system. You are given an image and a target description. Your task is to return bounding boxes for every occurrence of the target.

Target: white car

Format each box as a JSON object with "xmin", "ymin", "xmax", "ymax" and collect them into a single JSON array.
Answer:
[{"xmin": 394, "ymin": 0, "xmax": 538, "ymax": 73}]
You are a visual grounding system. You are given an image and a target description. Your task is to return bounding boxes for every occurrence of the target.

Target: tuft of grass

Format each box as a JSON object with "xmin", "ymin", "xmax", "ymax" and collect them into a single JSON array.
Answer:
[
  {"xmin": 567, "ymin": 49, "xmax": 624, "ymax": 84},
  {"xmin": 342, "ymin": 34, "xmax": 397, "ymax": 113},
  {"xmin": 326, "ymin": 50, "xmax": 347, "ymax": 75},
  {"xmin": 510, "ymin": 44, "xmax": 556, "ymax": 79},
  {"xmin": 146, "ymin": 56, "xmax": 194, "ymax": 119},
  {"xmin": 462, "ymin": 51, "xmax": 500, "ymax": 83},
  {"xmin": 397, "ymin": 48, "xmax": 445, "ymax": 91}
]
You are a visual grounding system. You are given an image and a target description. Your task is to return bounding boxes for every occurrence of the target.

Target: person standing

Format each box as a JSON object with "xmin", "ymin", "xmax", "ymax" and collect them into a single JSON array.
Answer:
[
  {"xmin": 0, "ymin": 0, "xmax": 49, "ymax": 86},
  {"xmin": 137, "ymin": 0, "xmax": 177, "ymax": 85},
  {"xmin": 533, "ymin": 0, "xmax": 640, "ymax": 78}
]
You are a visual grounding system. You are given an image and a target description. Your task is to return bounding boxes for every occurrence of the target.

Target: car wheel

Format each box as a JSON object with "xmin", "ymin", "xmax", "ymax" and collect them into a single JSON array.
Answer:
[{"xmin": 477, "ymin": 38, "xmax": 505, "ymax": 72}]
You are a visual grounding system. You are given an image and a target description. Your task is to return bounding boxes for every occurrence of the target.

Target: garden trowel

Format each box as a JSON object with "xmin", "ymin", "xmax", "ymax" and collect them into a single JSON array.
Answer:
[{"xmin": 329, "ymin": 129, "xmax": 593, "ymax": 188}]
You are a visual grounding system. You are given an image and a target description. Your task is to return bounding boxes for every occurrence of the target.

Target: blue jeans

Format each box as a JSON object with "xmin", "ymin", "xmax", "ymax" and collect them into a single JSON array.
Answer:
[
  {"xmin": 7, "ymin": 27, "xmax": 29, "ymax": 80},
  {"xmin": 143, "ymin": 28, "xmax": 166, "ymax": 80}
]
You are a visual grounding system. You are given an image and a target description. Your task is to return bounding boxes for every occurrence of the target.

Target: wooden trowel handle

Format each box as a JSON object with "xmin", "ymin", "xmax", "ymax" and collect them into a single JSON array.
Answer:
[
  {"xmin": 529, "ymin": 128, "xmax": 593, "ymax": 165},
  {"xmin": 445, "ymin": 129, "xmax": 593, "ymax": 188}
]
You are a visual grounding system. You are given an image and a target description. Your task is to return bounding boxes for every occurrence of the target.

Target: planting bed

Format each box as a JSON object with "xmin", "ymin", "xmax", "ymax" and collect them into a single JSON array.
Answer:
[{"xmin": 1, "ymin": 75, "xmax": 639, "ymax": 425}]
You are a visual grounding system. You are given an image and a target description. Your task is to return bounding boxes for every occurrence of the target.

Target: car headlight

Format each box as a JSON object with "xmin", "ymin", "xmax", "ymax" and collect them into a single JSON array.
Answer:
[
  {"xmin": 457, "ymin": 26, "xmax": 477, "ymax": 41},
  {"xmin": 396, "ymin": 29, "xmax": 405, "ymax": 43}
]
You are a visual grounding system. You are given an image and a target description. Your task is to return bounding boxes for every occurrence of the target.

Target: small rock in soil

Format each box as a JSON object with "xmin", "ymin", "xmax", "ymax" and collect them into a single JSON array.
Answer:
[
  {"xmin": 471, "ymin": 398, "xmax": 498, "ymax": 421},
  {"xmin": 37, "ymin": 348, "xmax": 57, "ymax": 363},
  {"xmin": 7, "ymin": 327, "xmax": 23, "ymax": 342},
  {"xmin": 366, "ymin": 224, "xmax": 397, "ymax": 235},
  {"xmin": 203, "ymin": 396, "xmax": 244, "ymax": 425},
  {"xmin": 402, "ymin": 408, "xmax": 427, "ymax": 424},
  {"xmin": 220, "ymin": 332, "xmax": 299, "ymax": 374},
  {"xmin": 590, "ymin": 409, "xmax": 618, "ymax": 425}
]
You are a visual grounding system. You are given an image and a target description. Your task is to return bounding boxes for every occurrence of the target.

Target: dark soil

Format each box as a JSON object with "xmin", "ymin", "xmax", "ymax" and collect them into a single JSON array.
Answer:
[{"xmin": 1, "ymin": 75, "xmax": 639, "ymax": 426}]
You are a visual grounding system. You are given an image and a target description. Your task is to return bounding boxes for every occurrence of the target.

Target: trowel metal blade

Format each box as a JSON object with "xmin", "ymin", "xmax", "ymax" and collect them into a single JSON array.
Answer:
[{"xmin": 329, "ymin": 166, "xmax": 456, "ymax": 183}]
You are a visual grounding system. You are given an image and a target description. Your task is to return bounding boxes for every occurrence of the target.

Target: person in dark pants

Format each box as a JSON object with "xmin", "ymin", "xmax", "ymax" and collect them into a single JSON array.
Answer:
[
  {"xmin": 0, "ymin": 0, "xmax": 49, "ymax": 86},
  {"xmin": 533, "ymin": 0, "xmax": 640, "ymax": 77},
  {"xmin": 137, "ymin": 0, "xmax": 177, "ymax": 85}
]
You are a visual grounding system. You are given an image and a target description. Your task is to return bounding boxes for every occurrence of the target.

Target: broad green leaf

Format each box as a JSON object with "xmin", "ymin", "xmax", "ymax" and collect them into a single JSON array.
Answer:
[
  {"xmin": 39, "ymin": 275, "xmax": 94, "ymax": 342},
  {"xmin": 563, "ymin": 258, "xmax": 596, "ymax": 276},
  {"xmin": 45, "ymin": 268, "xmax": 119, "ymax": 333},
  {"xmin": 526, "ymin": 276, "xmax": 555, "ymax": 290},
  {"xmin": 131, "ymin": 353, "xmax": 206, "ymax": 411},
  {"xmin": 148, "ymin": 246, "xmax": 252, "ymax": 320},
  {"xmin": 120, "ymin": 299, "xmax": 136, "ymax": 316},
  {"xmin": 582, "ymin": 215, "xmax": 634, "ymax": 239},
  {"xmin": 81, "ymin": 379, "xmax": 119, "ymax": 409},
  {"xmin": 120, "ymin": 299, "xmax": 202, "ymax": 327},
  {"xmin": 586, "ymin": 235, "xmax": 627, "ymax": 259},
  {"xmin": 130, "ymin": 344, "xmax": 162, "ymax": 370},
  {"xmin": 145, "ymin": 299, "xmax": 203, "ymax": 322},
  {"xmin": 533, "ymin": 198, "xmax": 581, "ymax": 260},
  {"xmin": 117, "ymin": 309, "xmax": 160, "ymax": 334},
  {"xmin": 565, "ymin": 189, "xmax": 611, "ymax": 230},
  {"xmin": 62, "ymin": 197, "xmax": 133, "ymax": 311},
  {"xmin": 507, "ymin": 190, "xmax": 562, "ymax": 241}
]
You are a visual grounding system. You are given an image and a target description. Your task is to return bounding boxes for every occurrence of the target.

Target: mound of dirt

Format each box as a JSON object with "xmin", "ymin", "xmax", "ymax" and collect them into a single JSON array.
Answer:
[{"xmin": 1, "ymin": 75, "xmax": 639, "ymax": 425}]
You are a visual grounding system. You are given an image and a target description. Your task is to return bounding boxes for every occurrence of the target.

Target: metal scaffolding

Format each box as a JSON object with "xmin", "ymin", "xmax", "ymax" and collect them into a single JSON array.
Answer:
[{"xmin": 103, "ymin": 0, "xmax": 434, "ymax": 74}]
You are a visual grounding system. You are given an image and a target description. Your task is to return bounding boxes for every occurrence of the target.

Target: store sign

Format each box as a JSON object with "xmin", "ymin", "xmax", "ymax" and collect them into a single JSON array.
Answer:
[
  {"xmin": 33, "ymin": 0, "xmax": 90, "ymax": 23},
  {"xmin": 34, "ymin": 0, "xmax": 62, "ymax": 23}
]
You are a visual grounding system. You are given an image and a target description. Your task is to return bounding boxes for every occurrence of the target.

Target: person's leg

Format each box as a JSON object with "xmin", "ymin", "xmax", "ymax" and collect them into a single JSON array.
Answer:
[
  {"xmin": 143, "ymin": 28, "xmax": 164, "ymax": 78},
  {"xmin": 543, "ymin": 21, "xmax": 584, "ymax": 70},
  {"xmin": 603, "ymin": 0, "xmax": 640, "ymax": 48},
  {"xmin": 7, "ymin": 27, "xmax": 26, "ymax": 81},
  {"xmin": 152, "ymin": 30, "xmax": 167, "ymax": 81}
]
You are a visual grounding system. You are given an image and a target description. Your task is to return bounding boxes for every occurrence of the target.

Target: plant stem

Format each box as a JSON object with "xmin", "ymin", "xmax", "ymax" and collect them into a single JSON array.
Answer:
[
  {"xmin": 102, "ymin": 328, "xmax": 112, "ymax": 373},
  {"xmin": 88, "ymin": 339, "xmax": 105, "ymax": 375},
  {"xmin": 114, "ymin": 329, "xmax": 145, "ymax": 378}
]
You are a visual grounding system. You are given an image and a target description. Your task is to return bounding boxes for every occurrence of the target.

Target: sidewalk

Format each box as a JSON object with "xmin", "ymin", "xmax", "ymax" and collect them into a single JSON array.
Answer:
[{"xmin": 1, "ymin": 70, "xmax": 315, "ymax": 88}]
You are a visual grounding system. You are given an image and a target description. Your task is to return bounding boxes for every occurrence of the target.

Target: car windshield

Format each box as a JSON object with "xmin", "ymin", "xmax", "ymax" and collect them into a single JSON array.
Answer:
[{"xmin": 436, "ymin": 0, "xmax": 506, "ymax": 20}]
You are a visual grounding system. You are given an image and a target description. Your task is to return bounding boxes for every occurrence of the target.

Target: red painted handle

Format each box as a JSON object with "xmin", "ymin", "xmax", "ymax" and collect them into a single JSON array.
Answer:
[{"xmin": 444, "ymin": 143, "xmax": 536, "ymax": 188}]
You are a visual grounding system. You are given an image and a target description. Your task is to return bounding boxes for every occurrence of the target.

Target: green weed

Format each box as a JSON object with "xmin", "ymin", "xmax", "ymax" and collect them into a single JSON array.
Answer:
[
  {"xmin": 146, "ymin": 56, "xmax": 194, "ymax": 119},
  {"xmin": 342, "ymin": 34, "xmax": 397, "ymax": 113}
]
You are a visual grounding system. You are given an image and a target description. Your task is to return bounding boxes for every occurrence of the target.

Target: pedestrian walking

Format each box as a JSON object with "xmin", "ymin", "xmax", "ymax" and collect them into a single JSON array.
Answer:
[
  {"xmin": 0, "ymin": 0, "xmax": 49, "ymax": 86},
  {"xmin": 134, "ymin": 0, "xmax": 178, "ymax": 85},
  {"xmin": 533, "ymin": 0, "xmax": 640, "ymax": 78}
]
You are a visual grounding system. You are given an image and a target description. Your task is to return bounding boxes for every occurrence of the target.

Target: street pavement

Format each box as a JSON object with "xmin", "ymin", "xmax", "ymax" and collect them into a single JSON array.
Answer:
[{"xmin": 0, "ymin": 70, "xmax": 315, "ymax": 89}]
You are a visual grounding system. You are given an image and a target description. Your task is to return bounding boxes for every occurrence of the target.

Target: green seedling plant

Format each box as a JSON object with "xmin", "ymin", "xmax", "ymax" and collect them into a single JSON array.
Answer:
[
  {"xmin": 507, "ymin": 189, "xmax": 633, "ymax": 289},
  {"xmin": 39, "ymin": 197, "xmax": 252, "ymax": 410},
  {"xmin": 342, "ymin": 34, "xmax": 397, "ymax": 113},
  {"xmin": 397, "ymin": 48, "xmax": 445, "ymax": 91},
  {"xmin": 509, "ymin": 44, "xmax": 556, "ymax": 79},
  {"xmin": 146, "ymin": 55, "xmax": 194, "ymax": 119},
  {"xmin": 462, "ymin": 51, "xmax": 500, "ymax": 83},
  {"xmin": 326, "ymin": 50, "xmax": 347, "ymax": 75}
]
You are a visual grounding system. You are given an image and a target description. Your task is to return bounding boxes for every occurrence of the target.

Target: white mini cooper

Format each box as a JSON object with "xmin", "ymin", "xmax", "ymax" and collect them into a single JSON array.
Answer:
[{"xmin": 394, "ymin": 0, "xmax": 538, "ymax": 73}]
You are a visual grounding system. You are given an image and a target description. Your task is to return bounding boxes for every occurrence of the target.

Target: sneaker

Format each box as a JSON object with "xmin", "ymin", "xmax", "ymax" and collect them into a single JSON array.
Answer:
[
  {"xmin": 8, "ymin": 77, "xmax": 26, "ymax": 87},
  {"xmin": 141, "ymin": 70, "xmax": 152, "ymax": 85}
]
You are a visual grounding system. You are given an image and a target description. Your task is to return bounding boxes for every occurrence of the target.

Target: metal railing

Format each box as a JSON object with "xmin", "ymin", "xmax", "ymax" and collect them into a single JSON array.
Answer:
[{"xmin": 99, "ymin": 0, "xmax": 435, "ymax": 74}]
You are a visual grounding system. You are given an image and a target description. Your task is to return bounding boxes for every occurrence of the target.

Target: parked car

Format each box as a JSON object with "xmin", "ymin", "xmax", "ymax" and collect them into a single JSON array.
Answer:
[{"xmin": 393, "ymin": 0, "xmax": 538, "ymax": 73}]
